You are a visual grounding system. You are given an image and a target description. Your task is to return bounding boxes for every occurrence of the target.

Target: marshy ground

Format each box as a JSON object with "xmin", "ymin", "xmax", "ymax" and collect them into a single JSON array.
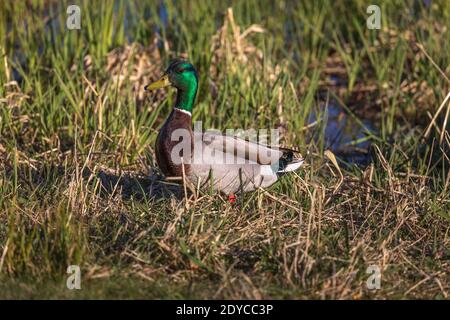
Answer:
[{"xmin": 0, "ymin": 1, "xmax": 449, "ymax": 299}]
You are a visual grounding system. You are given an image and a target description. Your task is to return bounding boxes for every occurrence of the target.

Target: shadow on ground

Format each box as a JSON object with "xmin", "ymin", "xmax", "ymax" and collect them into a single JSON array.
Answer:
[{"xmin": 95, "ymin": 169, "xmax": 184, "ymax": 201}]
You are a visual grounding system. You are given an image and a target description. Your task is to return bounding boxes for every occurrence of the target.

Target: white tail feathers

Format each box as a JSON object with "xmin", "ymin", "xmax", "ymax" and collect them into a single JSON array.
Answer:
[{"xmin": 277, "ymin": 159, "xmax": 304, "ymax": 173}]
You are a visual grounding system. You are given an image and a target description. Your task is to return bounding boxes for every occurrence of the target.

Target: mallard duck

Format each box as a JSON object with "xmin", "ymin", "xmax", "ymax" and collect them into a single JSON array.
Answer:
[{"xmin": 145, "ymin": 59, "xmax": 304, "ymax": 197}]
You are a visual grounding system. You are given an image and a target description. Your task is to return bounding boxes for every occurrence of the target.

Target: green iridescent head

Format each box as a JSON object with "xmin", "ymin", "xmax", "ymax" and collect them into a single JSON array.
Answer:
[{"xmin": 145, "ymin": 59, "xmax": 198, "ymax": 113}]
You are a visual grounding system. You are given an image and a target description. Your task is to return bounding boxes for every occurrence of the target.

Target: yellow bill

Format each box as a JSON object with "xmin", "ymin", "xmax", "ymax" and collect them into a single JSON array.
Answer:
[{"xmin": 144, "ymin": 75, "xmax": 170, "ymax": 91}]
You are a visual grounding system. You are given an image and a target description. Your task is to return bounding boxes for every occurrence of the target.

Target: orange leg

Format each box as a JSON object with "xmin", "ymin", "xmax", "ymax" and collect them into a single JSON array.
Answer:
[{"xmin": 228, "ymin": 193, "xmax": 236, "ymax": 204}]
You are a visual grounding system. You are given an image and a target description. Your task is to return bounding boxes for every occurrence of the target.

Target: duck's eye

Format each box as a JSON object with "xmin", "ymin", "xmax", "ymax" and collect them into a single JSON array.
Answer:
[{"xmin": 176, "ymin": 68, "xmax": 186, "ymax": 73}]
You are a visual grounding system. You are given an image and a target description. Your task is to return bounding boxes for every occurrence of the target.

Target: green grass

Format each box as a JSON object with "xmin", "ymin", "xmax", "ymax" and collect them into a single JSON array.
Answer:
[{"xmin": 0, "ymin": 0, "xmax": 449, "ymax": 299}]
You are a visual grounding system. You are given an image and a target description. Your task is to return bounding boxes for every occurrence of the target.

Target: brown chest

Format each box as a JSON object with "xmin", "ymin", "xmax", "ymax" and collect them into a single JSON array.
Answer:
[{"xmin": 155, "ymin": 109, "xmax": 193, "ymax": 177}]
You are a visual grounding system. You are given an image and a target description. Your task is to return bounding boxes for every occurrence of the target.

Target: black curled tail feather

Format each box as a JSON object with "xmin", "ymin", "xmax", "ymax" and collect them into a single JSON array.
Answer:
[
  {"xmin": 277, "ymin": 151, "xmax": 294, "ymax": 173},
  {"xmin": 276, "ymin": 151, "xmax": 304, "ymax": 175}
]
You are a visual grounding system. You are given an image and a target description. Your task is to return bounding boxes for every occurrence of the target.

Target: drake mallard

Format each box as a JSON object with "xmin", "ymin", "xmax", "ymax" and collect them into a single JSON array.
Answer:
[{"xmin": 145, "ymin": 59, "xmax": 304, "ymax": 196}]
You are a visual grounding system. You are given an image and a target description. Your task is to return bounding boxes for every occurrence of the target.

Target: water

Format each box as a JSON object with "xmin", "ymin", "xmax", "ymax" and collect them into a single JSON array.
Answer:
[{"xmin": 308, "ymin": 101, "xmax": 374, "ymax": 166}]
